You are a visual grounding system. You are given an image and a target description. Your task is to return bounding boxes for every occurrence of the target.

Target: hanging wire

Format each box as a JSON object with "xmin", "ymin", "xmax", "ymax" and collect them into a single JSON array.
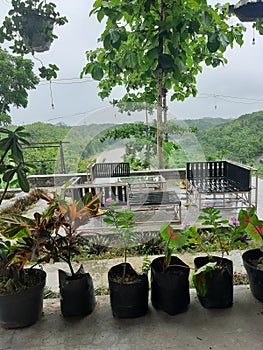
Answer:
[
  {"xmin": 49, "ymin": 80, "xmax": 55, "ymax": 109},
  {"xmin": 252, "ymin": 26, "xmax": 256, "ymax": 45}
]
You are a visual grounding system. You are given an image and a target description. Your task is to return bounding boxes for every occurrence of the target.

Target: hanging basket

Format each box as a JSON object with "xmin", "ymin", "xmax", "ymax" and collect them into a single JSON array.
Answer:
[
  {"xmin": 19, "ymin": 13, "xmax": 54, "ymax": 52},
  {"xmin": 229, "ymin": 0, "xmax": 263, "ymax": 22}
]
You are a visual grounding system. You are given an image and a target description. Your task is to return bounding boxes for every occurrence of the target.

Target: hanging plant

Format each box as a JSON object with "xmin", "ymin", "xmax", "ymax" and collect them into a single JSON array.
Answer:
[{"xmin": 0, "ymin": 0, "xmax": 68, "ymax": 54}]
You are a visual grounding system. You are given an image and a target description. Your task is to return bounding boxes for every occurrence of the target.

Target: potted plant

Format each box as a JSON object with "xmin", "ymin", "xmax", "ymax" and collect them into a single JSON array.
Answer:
[
  {"xmin": 238, "ymin": 207, "xmax": 263, "ymax": 302},
  {"xmin": 0, "ymin": 189, "xmax": 101, "ymax": 319},
  {"xmin": 0, "ymin": 0, "xmax": 68, "ymax": 54},
  {"xmin": 150, "ymin": 223, "xmax": 190, "ymax": 315},
  {"xmin": 103, "ymin": 198, "xmax": 149, "ymax": 318},
  {"xmin": 0, "ymin": 212, "xmax": 48, "ymax": 328},
  {"xmin": 40, "ymin": 190, "xmax": 101, "ymax": 317},
  {"xmin": 187, "ymin": 206, "xmax": 242, "ymax": 308}
]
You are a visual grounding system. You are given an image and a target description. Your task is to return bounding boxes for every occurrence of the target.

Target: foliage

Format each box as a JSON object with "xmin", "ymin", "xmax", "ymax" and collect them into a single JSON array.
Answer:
[
  {"xmin": 160, "ymin": 222, "xmax": 187, "ymax": 270},
  {"xmin": 0, "ymin": 126, "xmax": 31, "ymax": 205},
  {"xmin": 0, "ymin": 208, "xmax": 52, "ymax": 293},
  {"xmin": 186, "ymin": 205, "xmax": 245, "ymax": 296},
  {"xmin": 0, "ymin": 48, "xmax": 39, "ymax": 125},
  {"xmin": 84, "ymin": 0, "xmax": 244, "ymax": 103},
  {"xmin": 183, "ymin": 117, "xmax": 232, "ymax": 131},
  {"xmin": 100, "ymin": 120, "xmax": 196, "ymax": 169},
  {"xmin": 0, "ymin": 189, "xmax": 101, "ymax": 290},
  {"xmin": 238, "ymin": 207, "xmax": 263, "ymax": 247},
  {"xmin": 197, "ymin": 111, "xmax": 263, "ymax": 164},
  {"xmin": 103, "ymin": 198, "xmax": 136, "ymax": 269},
  {"xmin": 39, "ymin": 190, "xmax": 101, "ymax": 276},
  {"xmin": 84, "ymin": 0, "xmax": 244, "ymax": 167},
  {"xmin": 22, "ymin": 122, "xmax": 116, "ymax": 175},
  {"xmin": 192, "ymin": 261, "xmax": 217, "ymax": 297},
  {"xmin": 0, "ymin": 0, "xmax": 68, "ymax": 80}
]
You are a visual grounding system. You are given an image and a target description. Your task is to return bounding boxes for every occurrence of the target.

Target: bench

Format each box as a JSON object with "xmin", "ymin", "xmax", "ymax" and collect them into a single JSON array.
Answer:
[
  {"xmin": 91, "ymin": 162, "xmax": 130, "ymax": 181},
  {"xmin": 186, "ymin": 161, "xmax": 258, "ymax": 209},
  {"xmin": 68, "ymin": 182, "xmax": 130, "ymax": 207}
]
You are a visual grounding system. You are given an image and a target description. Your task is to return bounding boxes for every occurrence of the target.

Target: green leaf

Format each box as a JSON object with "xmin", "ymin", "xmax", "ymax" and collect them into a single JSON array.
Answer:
[
  {"xmin": 17, "ymin": 167, "xmax": 30, "ymax": 192},
  {"xmin": 159, "ymin": 54, "xmax": 174, "ymax": 70},
  {"xmin": 91, "ymin": 65, "xmax": 104, "ymax": 80},
  {"xmin": 207, "ymin": 33, "xmax": 220, "ymax": 53},
  {"xmin": 125, "ymin": 52, "xmax": 138, "ymax": 69}
]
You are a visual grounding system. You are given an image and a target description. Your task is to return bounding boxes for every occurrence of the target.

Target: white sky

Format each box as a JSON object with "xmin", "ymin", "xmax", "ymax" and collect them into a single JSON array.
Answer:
[{"xmin": 1, "ymin": 0, "xmax": 263, "ymax": 126}]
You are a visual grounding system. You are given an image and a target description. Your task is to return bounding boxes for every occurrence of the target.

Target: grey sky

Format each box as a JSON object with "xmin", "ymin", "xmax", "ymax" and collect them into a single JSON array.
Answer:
[{"xmin": 1, "ymin": 0, "xmax": 263, "ymax": 126}]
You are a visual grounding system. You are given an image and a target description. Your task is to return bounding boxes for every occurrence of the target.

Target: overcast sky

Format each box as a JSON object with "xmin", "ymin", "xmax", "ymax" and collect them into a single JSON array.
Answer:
[{"xmin": 1, "ymin": 0, "xmax": 263, "ymax": 126}]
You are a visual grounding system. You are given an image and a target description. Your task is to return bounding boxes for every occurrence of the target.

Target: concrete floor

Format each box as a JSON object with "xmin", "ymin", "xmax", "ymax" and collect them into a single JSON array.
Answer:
[{"xmin": 1, "ymin": 286, "xmax": 262, "ymax": 350}]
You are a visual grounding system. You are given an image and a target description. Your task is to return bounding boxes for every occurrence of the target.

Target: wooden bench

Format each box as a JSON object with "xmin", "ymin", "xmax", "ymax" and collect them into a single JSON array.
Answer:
[
  {"xmin": 91, "ymin": 162, "xmax": 130, "ymax": 181},
  {"xmin": 186, "ymin": 161, "xmax": 258, "ymax": 209}
]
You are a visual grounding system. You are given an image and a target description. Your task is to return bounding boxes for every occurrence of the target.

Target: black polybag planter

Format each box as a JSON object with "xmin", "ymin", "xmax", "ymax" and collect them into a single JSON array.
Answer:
[
  {"xmin": 19, "ymin": 14, "xmax": 54, "ymax": 52},
  {"xmin": 194, "ymin": 256, "xmax": 233, "ymax": 308},
  {"xmin": 151, "ymin": 256, "xmax": 190, "ymax": 315},
  {"xmin": 0, "ymin": 269, "xmax": 46, "ymax": 329},
  {"xmin": 59, "ymin": 265, "xmax": 96, "ymax": 317},
  {"xmin": 108, "ymin": 263, "xmax": 149, "ymax": 318},
  {"xmin": 242, "ymin": 249, "xmax": 263, "ymax": 302}
]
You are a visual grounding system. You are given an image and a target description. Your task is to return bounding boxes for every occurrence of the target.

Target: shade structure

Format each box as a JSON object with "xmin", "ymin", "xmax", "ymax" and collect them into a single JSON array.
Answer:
[{"xmin": 228, "ymin": 0, "xmax": 263, "ymax": 22}]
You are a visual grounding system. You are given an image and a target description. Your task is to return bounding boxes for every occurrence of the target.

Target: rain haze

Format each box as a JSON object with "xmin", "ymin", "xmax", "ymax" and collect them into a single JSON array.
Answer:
[{"xmin": 1, "ymin": 0, "xmax": 263, "ymax": 126}]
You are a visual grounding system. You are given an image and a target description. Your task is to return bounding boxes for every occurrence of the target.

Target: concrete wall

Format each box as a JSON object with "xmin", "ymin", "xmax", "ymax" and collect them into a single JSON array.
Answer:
[{"xmin": 27, "ymin": 168, "xmax": 186, "ymax": 188}]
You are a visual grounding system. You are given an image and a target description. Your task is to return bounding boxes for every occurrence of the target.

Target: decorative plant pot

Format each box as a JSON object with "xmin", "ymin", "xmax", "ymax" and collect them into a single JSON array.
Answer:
[
  {"xmin": 19, "ymin": 14, "xmax": 54, "ymax": 52},
  {"xmin": 0, "ymin": 268, "xmax": 46, "ymax": 329},
  {"xmin": 108, "ymin": 263, "xmax": 149, "ymax": 318},
  {"xmin": 151, "ymin": 256, "xmax": 190, "ymax": 315},
  {"xmin": 59, "ymin": 265, "xmax": 96, "ymax": 317},
  {"xmin": 242, "ymin": 248, "xmax": 263, "ymax": 302},
  {"xmin": 194, "ymin": 256, "xmax": 233, "ymax": 308}
]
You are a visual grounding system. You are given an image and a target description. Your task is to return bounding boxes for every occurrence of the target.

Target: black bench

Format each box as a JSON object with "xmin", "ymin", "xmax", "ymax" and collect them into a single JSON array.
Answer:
[
  {"xmin": 91, "ymin": 162, "xmax": 130, "ymax": 180},
  {"xmin": 68, "ymin": 182, "xmax": 130, "ymax": 207},
  {"xmin": 186, "ymin": 161, "xmax": 257, "ymax": 209}
]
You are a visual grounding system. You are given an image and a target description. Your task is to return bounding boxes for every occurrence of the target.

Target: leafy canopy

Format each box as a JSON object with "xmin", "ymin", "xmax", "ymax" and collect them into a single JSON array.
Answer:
[
  {"xmin": 82, "ymin": 0, "xmax": 244, "ymax": 104},
  {"xmin": 0, "ymin": 48, "xmax": 39, "ymax": 125}
]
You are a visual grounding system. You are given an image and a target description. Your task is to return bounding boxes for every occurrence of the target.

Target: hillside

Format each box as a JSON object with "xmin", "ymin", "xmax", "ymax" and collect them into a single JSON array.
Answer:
[
  {"xmin": 13, "ymin": 111, "xmax": 263, "ymax": 175},
  {"xmin": 183, "ymin": 117, "xmax": 232, "ymax": 130},
  {"xmin": 196, "ymin": 111, "xmax": 263, "ymax": 163},
  {"xmin": 23, "ymin": 122, "xmax": 117, "ymax": 174}
]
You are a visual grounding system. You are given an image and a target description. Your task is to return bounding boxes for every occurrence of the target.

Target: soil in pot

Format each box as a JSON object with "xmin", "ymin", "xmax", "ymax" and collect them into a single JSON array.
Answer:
[
  {"xmin": 108, "ymin": 263, "xmax": 149, "ymax": 318},
  {"xmin": 151, "ymin": 256, "xmax": 190, "ymax": 315},
  {"xmin": 0, "ymin": 268, "xmax": 46, "ymax": 329},
  {"xmin": 59, "ymin": 265, "xmax": 96, "ymax": 317},
  {"xmin": 242, "ymin": 248, "xmax": 263, "ymax": 302},
  {"xmin": 194, "ymin": 256, "xmax": 233, "ymax": 308}
]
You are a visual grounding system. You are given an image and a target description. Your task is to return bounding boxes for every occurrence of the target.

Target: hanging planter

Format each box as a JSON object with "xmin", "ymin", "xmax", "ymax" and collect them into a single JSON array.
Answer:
[
  {"xmin": 228, "ymin": 0, "xmax": 263, "ymax": 22},
  {"xmin": 19, "ymin": 13, "xmax": 54, "ymax": 52},
  {"xmin": 0, "ymin": 0, "xmax": 67, "ymax": 54}
]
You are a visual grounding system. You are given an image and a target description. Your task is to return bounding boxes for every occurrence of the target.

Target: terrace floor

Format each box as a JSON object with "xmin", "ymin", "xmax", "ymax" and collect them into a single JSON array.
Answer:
[{"xmin": 1, "ymin": 180, "xmax": 263, "ymax": 348}]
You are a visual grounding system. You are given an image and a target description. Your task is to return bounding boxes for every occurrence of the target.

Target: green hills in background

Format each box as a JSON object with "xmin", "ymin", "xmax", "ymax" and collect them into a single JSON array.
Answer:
[{"xmin": 21, "ymin": 110, "xmax": 263, "ymax": 175}]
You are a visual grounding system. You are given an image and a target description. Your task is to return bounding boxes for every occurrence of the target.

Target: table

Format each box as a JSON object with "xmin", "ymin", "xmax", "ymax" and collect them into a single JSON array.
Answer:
[
  {"xmin": 129, "ymin": 190, "xmax": 181, "ymax": 224},
  {"xmin": 93, "ymin": 175, "xmax": 166, "ymax": 192}
]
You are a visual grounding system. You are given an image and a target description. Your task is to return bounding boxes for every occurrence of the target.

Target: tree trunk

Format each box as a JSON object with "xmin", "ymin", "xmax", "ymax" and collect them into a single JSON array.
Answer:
[
  {"xmin": 157, "ymin": 0, "xmax": 165, "ymax": 169},
  {"xmin": 157, "ymin": 68, "xmax": 163, "ymax": 169}
]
